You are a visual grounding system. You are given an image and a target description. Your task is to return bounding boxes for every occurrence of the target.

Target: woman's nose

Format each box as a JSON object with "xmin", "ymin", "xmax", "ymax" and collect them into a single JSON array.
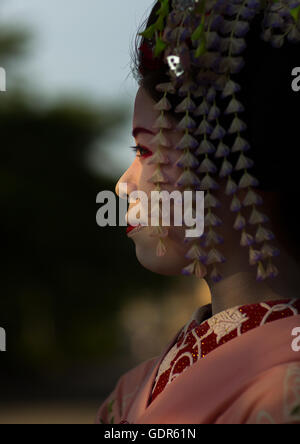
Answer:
[
  {"xmin": 115, "ymin": 166, "xmax": 136, "ymax": 199},
  {"xmin": 115, "ymin": 178, "xmax": 128, "ymax": 199}
]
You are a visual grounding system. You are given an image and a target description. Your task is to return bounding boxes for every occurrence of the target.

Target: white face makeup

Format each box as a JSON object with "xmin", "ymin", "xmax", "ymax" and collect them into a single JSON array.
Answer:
[{"xmin": 115, "ymin": 86, "xmax": 206, "ymax": 276}]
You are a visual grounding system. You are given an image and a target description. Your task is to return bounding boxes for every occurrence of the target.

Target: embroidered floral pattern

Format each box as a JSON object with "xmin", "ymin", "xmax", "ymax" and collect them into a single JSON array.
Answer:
[
  {"xmin": 149, "ymin": 298, "xmax": 300, "ymax": 405},
  {"xmin": 100, "ymin": 384, "xmax": 144, "ymax": 424},
  {"xmin": 255, "ymin": 362, "xmax": 300, "ymax": 424},
  {"xmin": 206, "ymin": 307, "xmax": 249, "ymax": 344},
  {"xmin": 283, "ymin": 363, "xmax": 300, "ymax": 422}
]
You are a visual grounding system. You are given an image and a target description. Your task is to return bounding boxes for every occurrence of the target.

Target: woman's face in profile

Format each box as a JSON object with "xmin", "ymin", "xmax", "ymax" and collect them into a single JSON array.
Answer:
[{"xmin": 115, "ymin": 86, "xmax": 206, "ymax": 277}]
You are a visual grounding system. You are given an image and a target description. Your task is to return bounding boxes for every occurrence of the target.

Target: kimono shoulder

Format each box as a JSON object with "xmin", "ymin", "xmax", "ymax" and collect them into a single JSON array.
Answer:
[
  {"xmin": 95, "ymin": 355, "xmax": 159, "ymax": 424},
  {"xmin": 216, "ymin": 361, "xmax": 300, "ymax": 424}
]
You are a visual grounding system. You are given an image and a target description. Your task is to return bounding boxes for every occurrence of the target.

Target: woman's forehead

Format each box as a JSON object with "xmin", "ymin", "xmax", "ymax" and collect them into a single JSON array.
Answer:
[
  {"xmin": 133, "ymin": 87, "xmax": 158, "ymax": 129},
  {"xmin": 133, "ymin": 86, "xmax": 177, "ymax": 135}
]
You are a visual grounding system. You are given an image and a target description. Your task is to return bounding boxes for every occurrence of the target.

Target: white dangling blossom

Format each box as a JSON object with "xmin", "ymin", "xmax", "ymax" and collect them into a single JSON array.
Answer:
[
  {"xmin": 149, "ymin": 131, "xmax": 171, "ymax": 148},
  {"xmin": 206, "ymin": 87, "xmax": 217, "ymax": 103},
  {"xmin": 256, "ymin": 261, "xmax": 267, "ymax": 281},
  {"xmin": 249, "ymin": 207, "xmax": 269, "ymax": 225},
  {"xmin": 176, "ymin": 169, "xmax": 202, "ymax": 187},
  {"xmin": 228, "ymin": 116, "xmax": 247, "ymax": 133},
  {"xmin": 238, "ymin": 171, "xmax": 259, "ymax": 188},
  {"xmin": 219, "ymin": 56, "xmax": 245, "ymax": 74},
  {"xmin": 240, "ymin": 230, "xmax": 254, "ymax": 246},
  {"xmin": 156, "ymin": 238, "xmax": 167, "ymax": 257},
  {"xmin": 185, "ymin": 244, "xmax": 207, "ymax": 261},
  {"xmin": 181, "ymin": 259, "xmax": 206, "ymax": 278},
  {"xmin": 261, "ymin": 243, "xmax": 280, "ymax": 259},
  {"xmin": 243, "ymin": 189, "xmax": 263, "ymax": 206},
  {"xmin": 147, "ymin": 148, "xmax": 170, "ymax": 165},
  {"xmin": 176, "ymin": 114, "xmax": 197, "ymax": 131},
  {"xmin": 234, "ymin": 212, "xmax": 246, "ymax": 230},
  {"xmin": 224, "ymin": 97, "xmax": 245, "ymax": 114},
  {"xmin": 201, "ymin": 173, "xmax": 219, "ymax": 190},
  {"xmin": 255, "ymin": 225, "xmax": 275, "ymax": 243},
  {"xmin": 196, "ymin": 139, "xmax": 216, "ymax": 155},
  {"xmin": 234, "ymin": 21, "xmax": 250, "ymax": 37},
  {"xmin": 205, "ymin": 211, "xmax": 222, "ymax": 227},
  {"xmin": 206, "ymin": 248, "xmax": 226, "ymax": 265},
  {"xmin": 148, "ymin": 165, "xmax": 169, "ymax": 184},
  {"xmin": 176, "ymin": 150, "xmax": 199, "ymax": 168},
  {"xmin": 206, "ymin": 31, "xmax": 221, "ymax": 50},
  {"xmin": 193, "ymin": 99, "xmax": 210, "ymax": 116},
  {"xmin": 210, "ymin": 265, "xmax": 223, "ymax": 283},
  {"xmin": 153, "ymin": 114, "xmax": 173, "ymax": 129},
  {"xmin": 215, "ymin": 141, "xmax": 230, "ymax": 158},
  {"xmin": 153, "ymin": 96, "xmax": 172, "ymax": 111},
  {"xmin": 207, "ymin": 104, "xmax": 221, "ymax": 121},
  {"xmin": 232, "ymin": 135, "xmax": 250, "ymax": 152},
  {"xmin": 230, "ymin": 195, "xmax": 242, "ymax": 212},
  {"xmin": 194, "ymin": 119, "xmax": 213, "ymax": 136},
  {"xmin": 235, "ymin": 153, "xmax": 254, "ymax": 170},
  {"xmin": 219, "ymin": 158, "xmax": 233, "ymax": 177},
  {"xmin": 225, "ymin": 176, "xmax": 238, "ymax": 195},
  {"xmin": 175, "ymin": 132, "xmax": 199, "ymax": 150},
  {"xmin": 205, "ymin": 192, "xmax": 221, "ymax": 208},
  {"xmin": 287, "ymin": 25, "xmax": 300, "ymax": 43},
  {"xmin": 197, "ymin": 157, "xmax": 217, "ymax": 174},
  {"xmin": 202, "ymin": 229, "xmax": 224, "ymax": 247},
  {"xmin": 175, "ymin": 96, "xmax": 197, "ymax": 113},
  {"xmin": 210, "ymin": 123, "xmax": 227, "ymax": 140},
  {"xmin": 249, "ymin": 246, "xmax": 263, "ymax": 265},
  {"xmin": 221, "ymin": 80, "xmax": 241, "ymax": 98},
  {"xmin": 230, "ymin": 37, "xmax": 247, "ymax": 55},
  {"xmin": 266, "ymin": 261, "xmax": 279, "ymax": 278}
]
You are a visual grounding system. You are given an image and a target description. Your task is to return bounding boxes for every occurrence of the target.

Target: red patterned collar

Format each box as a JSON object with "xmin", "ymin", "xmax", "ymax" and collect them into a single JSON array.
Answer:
[{"xmin": 149, "ymin": 298, "xmax": 300, "ymax": 405}]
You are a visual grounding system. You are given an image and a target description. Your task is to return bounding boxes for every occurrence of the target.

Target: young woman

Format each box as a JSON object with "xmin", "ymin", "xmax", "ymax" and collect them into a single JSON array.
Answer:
[{"xmin": 96, "ymin": 0, "xmax": 300, "ymax": 424}]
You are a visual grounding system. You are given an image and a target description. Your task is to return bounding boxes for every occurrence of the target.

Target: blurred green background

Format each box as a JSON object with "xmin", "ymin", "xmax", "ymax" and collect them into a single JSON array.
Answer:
[{"xmin": 0, "ymin": 0, "xmax": 210, "ymax": 424}]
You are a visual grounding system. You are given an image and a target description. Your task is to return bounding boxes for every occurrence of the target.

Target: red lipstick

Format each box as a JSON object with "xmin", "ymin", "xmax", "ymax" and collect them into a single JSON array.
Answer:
[{"xmin": 126, "ymin": 225, "xmax": 138, "ymax": 234}]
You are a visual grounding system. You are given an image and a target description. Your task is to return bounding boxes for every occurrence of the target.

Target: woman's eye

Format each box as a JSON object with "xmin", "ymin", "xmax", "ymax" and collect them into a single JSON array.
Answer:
[{"xmin": 130, "ymin": 145, "xmax": 152, "ymax": 159}]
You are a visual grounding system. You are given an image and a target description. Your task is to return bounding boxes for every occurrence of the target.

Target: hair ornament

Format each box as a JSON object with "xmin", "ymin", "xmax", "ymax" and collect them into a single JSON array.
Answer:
[{"xmin": 137, "ymin": 0, "xmax": 300, "ymax": 281}]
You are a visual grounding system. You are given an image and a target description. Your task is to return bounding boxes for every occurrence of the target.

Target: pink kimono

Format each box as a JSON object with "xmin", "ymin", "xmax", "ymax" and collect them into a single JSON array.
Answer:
[{"xmin": 96, "ymin": 298, "xmax": 300, "ymax": 424}]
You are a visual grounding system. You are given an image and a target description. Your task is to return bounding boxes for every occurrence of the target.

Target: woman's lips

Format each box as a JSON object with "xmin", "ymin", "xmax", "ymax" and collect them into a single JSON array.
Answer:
[
  {"xmin": 126, "ymin": 224, "xmax": 138, "ymax": 234},
  {"xmin": 126, "ymin": 224, "xmax": 144, "ymax": 236}
]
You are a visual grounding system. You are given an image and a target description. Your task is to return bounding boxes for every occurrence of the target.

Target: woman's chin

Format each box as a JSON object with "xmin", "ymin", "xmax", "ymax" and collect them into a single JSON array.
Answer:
[
  {"xmin": 128, "ymin": 225, "xmax": 197, "ymax": 276},
  {"xmin": 134, "ymin": 244, "xmax": 190, "ymax": 276}
]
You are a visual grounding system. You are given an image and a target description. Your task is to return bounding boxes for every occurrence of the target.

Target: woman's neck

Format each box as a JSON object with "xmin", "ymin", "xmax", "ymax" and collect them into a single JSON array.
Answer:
[{"xmin": 207, "ymin": 246, "xmax": 300, "ymax": 316}]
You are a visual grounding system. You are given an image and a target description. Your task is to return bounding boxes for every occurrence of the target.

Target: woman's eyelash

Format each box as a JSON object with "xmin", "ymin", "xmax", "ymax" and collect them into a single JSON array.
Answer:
[{"xmin": 130, "ymin": 144, "xmax": 152, "ymax": 158}]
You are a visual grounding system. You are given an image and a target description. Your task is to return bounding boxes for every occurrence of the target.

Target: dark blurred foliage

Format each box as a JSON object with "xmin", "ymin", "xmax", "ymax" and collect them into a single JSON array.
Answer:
[
  {"xmin": 0, "ymin": 12, "xmax": 170, "ymax": 401},
  {"xmin": 0, "ymin": 24, "xmax": 32, "ymax": 63}
]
